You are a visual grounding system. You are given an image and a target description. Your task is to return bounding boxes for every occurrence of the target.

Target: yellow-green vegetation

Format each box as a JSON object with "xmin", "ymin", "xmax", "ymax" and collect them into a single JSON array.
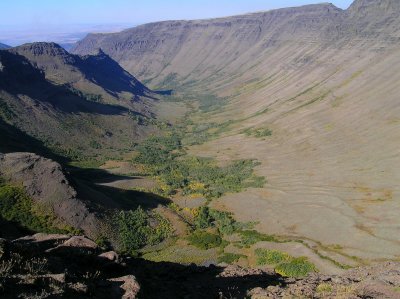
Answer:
[
  {"xmin": 275, "ymin": 257, "xmax": 316, "ymax": 277},
  {"xmin": 142, "ymin": 243, "xmax": 219, "ymax": 264},
  {"xmin": 255, "ymin": 249, "xmax": 290, "ymax": 266},
  {"xmin": 242, "ymin": 127, "xmax": 272, "ymax": 138},
  {"xmin": 218, "ymin": 253, "xmax": 246, "ymax": 264},
  {"xmin": 316, "ymin": 283, "xmax": 333, "ymax": 294},
  {"xmin": 134, "ymin": 132, "xmax": 265, "ymax": 198},
  {"xmin": 238, "ymin": 230, "xmax": 277, "ymax": 247},
  {"xmin": 187, "ymin": 231, "xmax": 222, "ymax": 250},
  {"xmin": 0, "ymin": 180, "xmax": 78, "ymax": 234},
  {"xmin": 113, "ymin": 207, "xmax": 172, "ymax": 254},
  {"xmin": 255, "ymin": 248, "xmax": 316, "ymax": 278}
]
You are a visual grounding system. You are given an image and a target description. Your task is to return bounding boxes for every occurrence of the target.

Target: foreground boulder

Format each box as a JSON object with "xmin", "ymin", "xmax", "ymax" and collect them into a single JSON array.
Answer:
[
  {"xmin": 249, "ymin": 262, "xmax": 400, "ymax": 298},
  {"xmin": 0, "ymin": 234, "xmax": 139, "ymax": 298}
]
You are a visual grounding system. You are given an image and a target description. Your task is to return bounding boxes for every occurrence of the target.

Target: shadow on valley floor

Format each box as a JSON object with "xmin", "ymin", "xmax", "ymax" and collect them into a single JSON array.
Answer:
[
  {"xmin": 69, "ymin": 166, "xmax": 171, "ymax": 211},
  {"xmin": 129, "ymin": 258, "xmax": 283, "ymax": 299},
  {"xmin": 1, "ymin": 236, "xmax": 284, "ymax": 299},
  {"xmin": 0, "ymin": 215, "xmax": 34, "ymax": 239},
  {"xmin": 154, "ymin": 89, "xmax": 174, "ymax": 96},
  {"xmin": 0, "ymin": 119, "xmax": 170, "ymax": 212}
]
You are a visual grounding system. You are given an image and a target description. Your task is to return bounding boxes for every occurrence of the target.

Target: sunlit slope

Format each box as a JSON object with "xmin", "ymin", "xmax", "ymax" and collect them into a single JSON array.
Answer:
[
  {"xmin": 73, "ymin": 0, "xmax": 400, "ymax": 261},
  {"xmin": 189, "ymin": 44, "xmax": 400, "ymax": 261}
]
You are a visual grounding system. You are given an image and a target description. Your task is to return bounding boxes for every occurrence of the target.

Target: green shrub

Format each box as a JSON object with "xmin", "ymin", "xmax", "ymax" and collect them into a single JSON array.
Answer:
[
  {"xmin": 239, "ymin": 230, "xmax": 277, "ymax": 247},
  {"xmin": 187, "ymin": 231, "xmax": 222, "ymax": 250},
  {"xmin": 134, "ymin": 132, "xmax": 265, "ymax": 199},
  {"xmin": 194, "ymin": 207, "xmax": 243, "ymax": 235},
  {"xmin": 254, "ymin": 248, "xmax": 316, "ymax": 277},
  {"xmin": 243, "ymin": 128, "xmax": 272, "ymax": 138},
  {"xmin": 255, "ymin": 249, "xmax": 290, "ymax": 265},
  {"xmin": 275, "ymin": 257, "xmax": 316, "ymax": 278},
  {"xmin": 114, "ymin": 207, "xmax": 172, "ymax": 254}
]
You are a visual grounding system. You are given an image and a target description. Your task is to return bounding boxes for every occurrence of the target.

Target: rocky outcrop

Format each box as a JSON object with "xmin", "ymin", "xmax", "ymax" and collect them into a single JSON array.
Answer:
[
  {"xmin": 0, "ymin": 152, "xmax": 100, "ymax": 237},
  {"xmin": 249, "ymin": 262, "xmax": 400, "ymax": 298},
  {"xmin": 0, "ymin": 234, "xmax": 140, "ymax": 299}
]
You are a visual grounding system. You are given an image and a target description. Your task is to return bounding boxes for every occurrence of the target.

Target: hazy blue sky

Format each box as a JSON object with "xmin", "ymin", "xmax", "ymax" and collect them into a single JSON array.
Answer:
[{"xmin": 0, "ymin": 0, "xmax": 354, "ymax": 46}]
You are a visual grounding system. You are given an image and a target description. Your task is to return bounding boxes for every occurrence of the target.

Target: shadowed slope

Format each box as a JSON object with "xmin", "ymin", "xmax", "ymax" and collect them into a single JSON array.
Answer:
[
  {"xmin": 10, "ymin": 42, "xmax": 153, "ymax": 103},
  {"xmin": 0, "ymin": 50, "xmax": 158, "ymax": 158}
]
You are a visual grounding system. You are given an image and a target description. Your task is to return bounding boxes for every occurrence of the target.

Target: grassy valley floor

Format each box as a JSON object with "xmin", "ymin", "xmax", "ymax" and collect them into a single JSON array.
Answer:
[{"xmin": 66, "ymin": 93, "xmax": 362, "ymax": 278}]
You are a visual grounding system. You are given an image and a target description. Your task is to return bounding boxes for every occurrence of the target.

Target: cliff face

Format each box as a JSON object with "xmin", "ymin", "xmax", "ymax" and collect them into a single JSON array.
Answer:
[
  {"xmin": 71, "ymin": 1, "xmax": 400, "ymax": 86},
  {"xmin": 71, "ymin": 3, "xmax": 345, "ymax": 84}
]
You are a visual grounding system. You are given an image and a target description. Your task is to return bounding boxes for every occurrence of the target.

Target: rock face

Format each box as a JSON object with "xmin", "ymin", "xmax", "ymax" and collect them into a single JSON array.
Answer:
[
  {"xmin": 348, "ymin": 0, "xmax": 400, "ymax": 16},
  {"xmin": 249, "ymin": 262, "xmax": 400, "ymax": 298},
  {"xmin": 71, "ymin": 0, "xmax": 400, "ymax": 85},
  {"xmin": 71, "ymin": 3, "xmax": 343, "ymax": 83},
  {"xmin": 0, "ymin": 152, "xmax": 100, "ymax": 236},
  {"xmin": 0, "ymin": 234, "xmax": 140, "ymax": 299}
]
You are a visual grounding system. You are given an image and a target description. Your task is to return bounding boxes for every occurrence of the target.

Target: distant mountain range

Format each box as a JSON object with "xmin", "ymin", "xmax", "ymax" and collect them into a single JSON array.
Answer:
[{"xmin": 0, "ymin": 43, "xmax": 11, "ymax": 49}]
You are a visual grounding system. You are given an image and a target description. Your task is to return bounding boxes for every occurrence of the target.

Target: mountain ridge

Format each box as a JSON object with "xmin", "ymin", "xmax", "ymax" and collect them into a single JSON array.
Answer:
[
  {"xmin": 71, "ymin": 0, "xmax": 400, "ymax": 86},
  {"xmin": 0, "ymin": 43, "xmax": 11, "ymax": 50},
  {"xmin": 0, "ymin": 48, "xmax": 161, "ymax": 160},
  {"xmin": 10, "ymin": 42, "xmax": 152, "ymax": 103}
]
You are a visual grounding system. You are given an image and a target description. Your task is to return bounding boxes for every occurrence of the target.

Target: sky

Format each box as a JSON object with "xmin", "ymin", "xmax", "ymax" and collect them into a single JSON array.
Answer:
[{"xmin": 0, "ymin": 0, "xmax": 354, "ymax": 46}]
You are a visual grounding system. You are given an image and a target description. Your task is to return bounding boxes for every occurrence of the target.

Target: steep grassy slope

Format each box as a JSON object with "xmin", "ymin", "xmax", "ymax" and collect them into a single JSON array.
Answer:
[
  {"xmin": 0, "ymin": 53, "xmax": 134, "ymax": 159},
  {"xmin": 72, "ymin": 0, "xmax": 400, "ymax": 264}
]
